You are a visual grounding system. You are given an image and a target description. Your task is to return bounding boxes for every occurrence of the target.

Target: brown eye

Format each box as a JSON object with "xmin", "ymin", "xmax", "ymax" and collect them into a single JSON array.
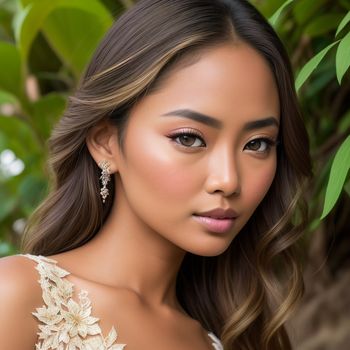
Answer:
[
  {"xmin": 168, "ymin": 130, "xmax": 206, "ymax": 148},
  {"xmin": 178, "ymin": 135, "xmax": 198, "ymax": 147},
  {"xmin": 244, "ymin": 138, "xmax": 276, "ymax": 153},
  {"xmin": 248, "ymin": 139, "xmax": 263, "ymax": 151}
]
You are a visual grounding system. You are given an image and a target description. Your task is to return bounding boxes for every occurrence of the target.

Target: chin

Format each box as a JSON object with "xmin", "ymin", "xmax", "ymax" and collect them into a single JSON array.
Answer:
[{"xmin": 186, "ymin": 242, "xmax": 230, "ymax": 257}]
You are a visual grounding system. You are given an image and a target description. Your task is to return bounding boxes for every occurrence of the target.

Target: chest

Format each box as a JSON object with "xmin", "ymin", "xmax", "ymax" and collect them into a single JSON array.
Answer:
[
  {"xmin": 69, "ymin": 276, "xmax": 215, "ymax": 350},
  {"xmin": 23, "ymin": 254, "xmax": 222, "ymax": 350}
]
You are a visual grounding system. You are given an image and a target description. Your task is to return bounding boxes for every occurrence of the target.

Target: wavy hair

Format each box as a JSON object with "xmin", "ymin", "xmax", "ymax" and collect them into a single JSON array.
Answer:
[{"xmin": 21, "ymin": 1, "xmax": 313, "ymax": 349}]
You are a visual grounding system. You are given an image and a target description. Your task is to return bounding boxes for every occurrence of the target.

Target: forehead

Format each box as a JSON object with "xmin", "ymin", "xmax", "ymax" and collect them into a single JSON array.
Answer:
[{"xmin": 130, "ymin": 43, "xmax": 280, "ymax": 126}]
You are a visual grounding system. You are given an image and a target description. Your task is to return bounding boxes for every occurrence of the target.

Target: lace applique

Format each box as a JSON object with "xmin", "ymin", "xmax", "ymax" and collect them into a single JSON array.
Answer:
[{"xmin": 19, "ymin": 254, "xmax": 126, "ymax": 350}]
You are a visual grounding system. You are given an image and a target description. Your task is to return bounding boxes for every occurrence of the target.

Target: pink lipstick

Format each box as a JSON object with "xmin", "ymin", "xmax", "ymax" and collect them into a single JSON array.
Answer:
[
  {"xmin": 192, "ymin": 207, "xmax": 238, "ymax": 233},
  {"xmin": 192, "ymin": 215, "xmax": 236, "ymax": 233}
]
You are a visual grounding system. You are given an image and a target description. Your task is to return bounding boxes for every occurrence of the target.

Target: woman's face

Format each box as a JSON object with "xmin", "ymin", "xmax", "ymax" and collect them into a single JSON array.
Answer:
[{"xmin": 113, "ymin": 43, "xmax": 280, "ymax": 256}]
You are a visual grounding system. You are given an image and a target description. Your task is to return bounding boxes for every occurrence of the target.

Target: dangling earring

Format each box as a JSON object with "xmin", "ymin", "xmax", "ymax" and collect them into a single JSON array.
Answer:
[{"xmin": 98, "ymin": 160, "xmax": 111, "ymax": 203}]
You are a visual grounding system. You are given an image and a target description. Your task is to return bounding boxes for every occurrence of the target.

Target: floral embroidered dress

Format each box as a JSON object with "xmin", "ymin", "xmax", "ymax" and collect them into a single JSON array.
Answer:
[{"xmin": 19, "ymin": 254, "xmax": 224, "ymax": 350}]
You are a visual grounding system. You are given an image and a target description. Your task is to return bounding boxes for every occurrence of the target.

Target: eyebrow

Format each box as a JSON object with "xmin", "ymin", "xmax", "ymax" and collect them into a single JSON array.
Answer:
[{"xmin": 161, "ymin": 108, "xmax": 279, "ymax": 131}]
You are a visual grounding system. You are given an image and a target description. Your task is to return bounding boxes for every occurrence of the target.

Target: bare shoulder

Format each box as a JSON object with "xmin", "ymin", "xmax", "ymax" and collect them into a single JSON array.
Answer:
[
  {"xmin": 0, "ymin": 254, "xmax": 42, "ymax": 294},
  {"xmin": 0, "ymin": 254, "xmax": 43, "ymax": 349},
  {"xmin": 0, "ymin": 254, "xmax": 42, "ymax": 292}
]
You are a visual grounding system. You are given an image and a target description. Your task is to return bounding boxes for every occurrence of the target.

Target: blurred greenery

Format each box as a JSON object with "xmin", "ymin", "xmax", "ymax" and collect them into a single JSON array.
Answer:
[{"xmin": 0, "ymin": 0, "xmax": 349, "ymax": 257}]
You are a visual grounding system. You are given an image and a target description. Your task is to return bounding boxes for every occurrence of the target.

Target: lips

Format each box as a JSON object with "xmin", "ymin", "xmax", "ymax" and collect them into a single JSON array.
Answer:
[
  {"xmin": 194, "ymin": 207, "xmax": 238, "ymax": 219},
  {"xmin": 192, "ymin": 214, "xmax": 237, "ymax": 233}
]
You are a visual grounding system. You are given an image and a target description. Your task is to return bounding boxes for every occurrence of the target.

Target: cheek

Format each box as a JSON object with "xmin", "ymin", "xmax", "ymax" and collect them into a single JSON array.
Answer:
[
  {"xmin": 123, "ymin": 129, "xmax": 198, "ymax": 203},
  {"xmin": 243, "ymin": 157, "xmax": 277, "ymax": 209}
]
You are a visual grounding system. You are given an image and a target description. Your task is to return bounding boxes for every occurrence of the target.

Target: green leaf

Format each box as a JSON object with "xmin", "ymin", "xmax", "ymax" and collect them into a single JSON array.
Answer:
[
  {"xmin": 0, "ymin": 187, "xmax": 17, "ymax": 222},
  {"xmin": 336, "ymin": 31, "xmax": 350, "ymax": 84},
  {"xmin": 303, "ymin": 63, "xmax": 335, "ymax": 98},
  {"xmin": 336, "ymin": 10, "xmax": 350, "ymax": 37},
  {"xmin": 321, "ymin": 135, "xmax": 350, "ymax": 220},
  {"xmin": 293, "ymin": 0, "xmax": 328, "ymax": 25},
  {"xmin": 32, "ymin": 93, "xmax": 66, "ymax": 139},
  {"xmin": 0, "ymin": 241, "xmax": 19, "ymax": 257},
  {"xmin": 338, "ymin": 109, "xmax": 350, "ymax": 133},
  {"xmin": 0, "ymin": 42, "xmax": 23, "ymax": 98},
  {"xmin": 14, "ymin": 0, "xmax": 113, "ymax": 65},
  {"xmin": 269, "ymin": 0, "xmax": 294, "ymax": 27},
  {"xmin": 42, "ymin": 7, "xmax": 109, "ymax": 78},
  {"xmin": 18, "ymin": 174, "xmax": 47, "ymax": 215},
  {"xmin": 305, "ymin": 14, "xmax": 344, "ymax": 37},
  {"xmin": 295, "ymin": 41, "xmax": 340, "ymax": 92},
  {"xmin": 0, "ymin": 115, "xmax": 40, "ymax": 158},
  {"xmin": 249, "ymin": 0, "xmax": 283, "ymax": 18},
  {"xmin": 0, "ymin": 90, "xmax": 18, "ymax": 106},
  {"xmin": 12, "ymin": 2, "xmax": 33, "ymax": 57}
]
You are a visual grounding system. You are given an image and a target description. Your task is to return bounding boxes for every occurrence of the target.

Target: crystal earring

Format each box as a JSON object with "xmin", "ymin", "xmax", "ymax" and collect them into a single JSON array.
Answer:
[{"xmin": 98, "ymin": 160, "xmax": 111, "ymax": 203}]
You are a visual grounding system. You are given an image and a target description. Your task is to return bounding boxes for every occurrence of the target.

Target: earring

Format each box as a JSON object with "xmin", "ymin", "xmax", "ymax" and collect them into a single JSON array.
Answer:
[{"xmin": 98, "ymin": 160, "xmax": 111, "ymax": 203}]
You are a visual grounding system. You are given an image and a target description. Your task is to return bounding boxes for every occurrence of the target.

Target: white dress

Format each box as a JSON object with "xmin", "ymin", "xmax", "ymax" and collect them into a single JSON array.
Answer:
[{"xmin": 19, "ymin": 254, "xmax": 224, "ymax": 350}]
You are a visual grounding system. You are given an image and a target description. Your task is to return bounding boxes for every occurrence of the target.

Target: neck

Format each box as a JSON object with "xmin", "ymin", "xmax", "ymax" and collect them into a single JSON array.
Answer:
[{"xmin": 73, "ymin": 189, "xmax": 186, "ymax": 310}]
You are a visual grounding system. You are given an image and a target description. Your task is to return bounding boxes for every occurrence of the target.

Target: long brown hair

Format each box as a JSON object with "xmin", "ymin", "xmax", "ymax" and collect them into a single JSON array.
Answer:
[{"xmin": 21, "ymin": 1, "xmax": 313, "ymax": 348}]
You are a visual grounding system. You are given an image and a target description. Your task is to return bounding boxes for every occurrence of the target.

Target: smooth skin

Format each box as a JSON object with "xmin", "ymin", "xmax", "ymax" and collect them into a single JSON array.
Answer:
[{"xmin": 0, "ymin": 42, "xmax": 280, "ymax": 350}]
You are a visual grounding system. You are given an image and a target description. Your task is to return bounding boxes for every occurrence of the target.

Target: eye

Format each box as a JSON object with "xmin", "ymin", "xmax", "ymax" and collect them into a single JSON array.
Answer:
[
  {"xmin": 167, "ymin": 129, "xmax": 206, "ymax": 148},
  {"xmin": 244, "ymin": 137, "xmax": 278, "ymax": 153}
]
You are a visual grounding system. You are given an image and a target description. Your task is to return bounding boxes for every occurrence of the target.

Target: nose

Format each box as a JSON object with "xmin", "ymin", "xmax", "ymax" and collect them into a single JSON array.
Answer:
[{"xmin": 204, "ymin": 146, "xmax": 241, "ymax": 197}]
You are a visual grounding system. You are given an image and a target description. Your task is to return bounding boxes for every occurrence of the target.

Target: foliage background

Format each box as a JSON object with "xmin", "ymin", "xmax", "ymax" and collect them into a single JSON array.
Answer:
[{"xmin": 0, "ymin": 0, "xmax": 349, "ymax": 348}]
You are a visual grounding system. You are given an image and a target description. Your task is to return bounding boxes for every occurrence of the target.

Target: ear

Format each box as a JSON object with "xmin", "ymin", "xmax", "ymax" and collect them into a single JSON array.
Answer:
[{"xmin": 85, "ymin": 119, "xmax": 120, "ymax": 173}]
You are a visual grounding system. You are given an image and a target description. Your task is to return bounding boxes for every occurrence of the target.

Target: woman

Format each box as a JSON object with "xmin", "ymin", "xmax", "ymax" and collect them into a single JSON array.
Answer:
[{"xmin": 0, "ymin": 0, "xmax": 312, "ymax": 349}]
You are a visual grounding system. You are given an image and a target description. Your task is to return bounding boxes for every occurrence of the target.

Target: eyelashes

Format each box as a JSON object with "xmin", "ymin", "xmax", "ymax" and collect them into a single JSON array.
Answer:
[
  {"xmin": 167, "ymin": 128, "xmax": 279, "ymax": 153},
  {"xmin": 243, "ymin": 138, "xmax": 278, "ymax": 153},
  {"xmin": 168, "ymin": 129, "xmax": 206, "ymax": 148}
]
